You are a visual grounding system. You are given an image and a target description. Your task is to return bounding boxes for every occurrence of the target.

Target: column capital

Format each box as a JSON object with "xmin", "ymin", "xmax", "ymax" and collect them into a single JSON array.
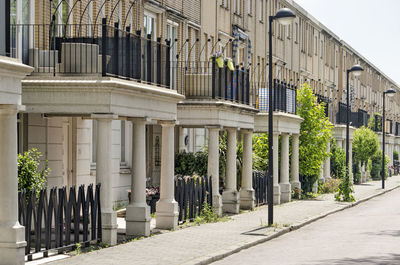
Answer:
[
  {"xmin": 205, "ymin": 125, "xmax": 222, "ymax": 130},
  {"xmin": 91, "ymin": 113, "xmax": 118, "ymax": 120},
  {"xmin": 128, "ymin": 117, "xmax": 151, "ymax": 124},
  {"xmin": 225, "ymin": 127, "xmax": 238, "ymax": 132},
  {"xmin": 158, "ymin": 120, "xmax": 176, "ymax": 126},
  {"xmin": 0, "ymin": 104, "xmax": 25, "ymax": 115},
  {"xmin": 240, "ymin": 129, "xmax": 253, "ymax": 134}
]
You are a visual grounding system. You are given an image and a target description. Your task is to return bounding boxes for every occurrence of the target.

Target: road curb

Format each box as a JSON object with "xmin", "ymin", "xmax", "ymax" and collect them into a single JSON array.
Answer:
[{"xmin": 192, "ymin": 184, "xmax": 400, "ymax": 265}]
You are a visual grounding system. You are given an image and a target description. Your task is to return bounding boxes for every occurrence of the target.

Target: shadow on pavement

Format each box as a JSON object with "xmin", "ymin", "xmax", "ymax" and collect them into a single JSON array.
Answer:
[
  {"xmin": 310, "ymin": 253, "xmax": 400, "ymax": 265},
  {"xmin": 363, "ymin": 230, "xmax": 400, "ymax": 237}
]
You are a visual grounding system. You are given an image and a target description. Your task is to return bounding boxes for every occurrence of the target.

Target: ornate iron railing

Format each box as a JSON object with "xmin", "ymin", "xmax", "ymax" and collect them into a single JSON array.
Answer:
[
  {"xmin": 18, "ymin": 184, "xmax": 101, "ymax": 260},
  {"xmin": 174, "ymin": 176, "xmax": 213, "ymax": 223}
]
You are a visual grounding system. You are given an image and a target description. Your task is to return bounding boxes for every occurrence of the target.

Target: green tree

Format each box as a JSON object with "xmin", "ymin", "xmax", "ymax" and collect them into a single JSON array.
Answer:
[
  {"xmin": 297, "ymin": 83, "xmax": 333, "ymax": 192},
  {"xmin": 352, "ymin": 127, "xmax": 379, "ymax": 167},
  {"xmin": 18, "ymin": 148, "xmax": 50, "ymax": 198}
]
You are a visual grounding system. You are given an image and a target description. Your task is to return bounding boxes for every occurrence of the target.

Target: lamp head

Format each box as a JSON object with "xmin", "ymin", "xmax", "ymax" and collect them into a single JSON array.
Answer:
[
  {"xmin": 385, "ymin": 88, "xmax": 396, "ymax": 97},
  {"xmin": 349, "ymin": 64, "xmax": 363, "ymax": 77},
  {"xmin": 275, "ymin": 8, "xmax": 296, "ymax": 26}
]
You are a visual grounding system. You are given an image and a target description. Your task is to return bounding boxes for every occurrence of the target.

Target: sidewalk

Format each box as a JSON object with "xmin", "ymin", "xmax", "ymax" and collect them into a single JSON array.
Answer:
[{"xmin": 47, "ymin": 176, "xmax": 400, "ymax": 265}]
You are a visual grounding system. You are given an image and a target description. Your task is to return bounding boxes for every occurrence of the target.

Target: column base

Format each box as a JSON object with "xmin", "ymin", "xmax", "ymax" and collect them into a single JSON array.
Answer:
[
  {"xmin": 212, "ymin": 194, "xmax": 223, "ymax": 217},
  {"xmin": 239, "ymin": 188, "xmax": 255, "ymax": 210},
  {"xmin": 280, "ymin": 183, "xmax": 291, "ymax": 203},
  {"xmin": 0, "ymin": 223, "xmax": 26, "ymax": 265},
  {"xmin": 273, "ymin": 184, "xmax": 281, "ymax": 205},
  {"xmin": 155, "ymin": 199, "xmax": 178, "ymax": 230},
  {"xmin": 101, "ymin": 211, "xmax": 118, "ymax": 246},
  {"xmin": 126, "ymin": 204, "xmax": 151, "ymax": 237},
  {"xmin": 291, "ymin": 181, "xmax": 301, "ymax": 191},
  {"xmin": 222, "ymin": 190, "xmax": 240, "ymax": 214}
]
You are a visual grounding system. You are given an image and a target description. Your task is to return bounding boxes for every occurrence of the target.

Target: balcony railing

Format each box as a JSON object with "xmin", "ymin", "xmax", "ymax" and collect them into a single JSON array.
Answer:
[
  {"xmin": 255, "ymin": 79, "xmax": 297, "ymax": 114},
  {"xmin": 9, "ymin": 20, "xmax": 171, "ymax": 88},
  {"xmin": 176, "ymin": 59, "xmax": 251, "ymax": 105},
  {"xmin": 337, "ymin": 102, "xmax": 370, "ymax": 128}
]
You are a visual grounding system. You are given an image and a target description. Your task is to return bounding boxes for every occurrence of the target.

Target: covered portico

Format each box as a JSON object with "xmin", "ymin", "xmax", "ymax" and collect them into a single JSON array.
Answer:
[
  {"xmin": 22, "ymin": 76, "xmax": 184, "ymax": 243},
  {"xmin": 254, "ymin": 112, "xmax": 303, "ymax": 205},
  {"xmin": 0, "ymin": 56, "xmax": 32, "ymax": 265},
  {"xmin": 177, "ymin": 101, "xmax": 258, "ymax": 215}
]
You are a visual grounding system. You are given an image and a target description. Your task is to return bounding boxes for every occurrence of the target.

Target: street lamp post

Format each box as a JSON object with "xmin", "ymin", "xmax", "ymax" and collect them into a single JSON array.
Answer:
[
  {"xmin": 267, "ymin": 8, "xmax": 295, "ymax": 226},
  {"xmin": 345, "ymin": 65, "xmax": 363, "ymax": 181},
  {"xmin": 382, "ymin": 87, "xmax": 396, "ymax": 189}
]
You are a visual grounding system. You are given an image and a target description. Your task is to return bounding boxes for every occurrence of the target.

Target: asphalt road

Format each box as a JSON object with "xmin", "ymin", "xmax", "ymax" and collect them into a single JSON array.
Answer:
[{"xmin": 213, "ymin": 189, "xmax": 400, "ymax": 265}]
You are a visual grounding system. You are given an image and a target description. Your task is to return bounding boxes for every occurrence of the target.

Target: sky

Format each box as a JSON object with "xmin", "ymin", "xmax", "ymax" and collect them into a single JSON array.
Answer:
[{"xmin": 293, "ymin": 0, "xmax": 400, "ymax": 86}]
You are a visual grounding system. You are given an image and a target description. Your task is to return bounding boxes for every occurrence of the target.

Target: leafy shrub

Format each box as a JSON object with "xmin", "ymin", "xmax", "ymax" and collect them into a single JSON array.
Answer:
[
  {"xmin": 319, "ymin": 178, "xmax": 341, "ymax": 194},
  {"xmin": 330, "ymin": 141, "xmax": 346, "ymax": 179},
  {"xmin": 353, "ymin": 162, "xmax": 361, "ymax": 184},
  {"xmin": 175, "ymin": 151, "xmax": 196, "ymax": 176},
  {"xmin": 291, "ymin": 187, "xmax": 302, "ymax": 200},
  {"xmin": 297, "ymin": 83, "xmax": 333, "ymax": 193},
  {"xmin": 394, "ymin": 150, "xmax": 399, "ymax": 161},
  {"xmin": 18, "ymin": 148, "xmax": 49, "ymax": 198},
  {"xmin": 367, "ymin": 113, "xmax": 382, "ymax": 132},
  {"xmin": 335, "ymin": 167, "xmax": 355, "ymax": 202},
  {"xmin": 370, "ymin": 150, "xmax": 389, "ymax": 180},
  {"xmin": 252, "ymin": 133, "xmax": 269, "ymax": 172},
  {"xmin": 174, "ymin": 151, "xmax": 208, "ymax": 176}
]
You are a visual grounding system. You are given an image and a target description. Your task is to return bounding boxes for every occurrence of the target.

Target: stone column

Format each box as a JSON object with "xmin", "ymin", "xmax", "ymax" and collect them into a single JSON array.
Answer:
[
  {"xmin": 126, "ymin": 118, "xmax": 150, "ymax": 237},
  {"xmin": 337, "ymin": 139, "xmax": 343, "ymax": 149},
  {"xmin": 207, "ymin": 127, "xmax": 222, "ymax": 216},
  {"xmin": 280, "ymin": 133, "xmax": 291, "ymax": 203},
  {"xmin": 178, "ymin": 126, "xmax": 186, "ymax": 152},
  {"xmin": 92, "ymin": 114, "xmax": 118, "ymax": 246},
  {"xmin": 273, "ymin": 132, "xmax": 280, "ymax": 205},
  {"xmin": 0, "ymin": 105, "xmax": 26, "ymax": 265},
  {"xmin": 222, "ymin": 128, "xmax": 240, "ymax": 213},
  {"xmin": 324, "ymin": 142, "xmax": 331, "ymax": 180},
  {"xmin": 291, "ymin": 134, "xmax": 300, "ymax": 190},
  {"xmin": 240, "ymin": 130, "xmax": 255, "ymax": 210},
  {"xmin": 156, "ymin": 121, "xmax": 178, "ymax": 229}
]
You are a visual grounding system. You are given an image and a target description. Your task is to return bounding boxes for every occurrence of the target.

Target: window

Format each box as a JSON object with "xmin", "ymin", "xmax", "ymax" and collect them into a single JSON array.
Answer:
[
  {"xmin": 294, "ymin": 22, "xmax": 298, "ymax": 42},
  {"xmin": 234, "ymin": 0, "xmax": 241, "ymax": 14},
  {"xmin": 258, "ymin": 0, "xmax": 263, "ymax": 21},
  {"xmin": 248, "ymin": 0, "xmax": 252, "ymax": 14},
  {"xmin": 144, "ymin": 11, "xmax": 157, "ymax": 40},
  {"xmin": 320, "ymin": 40, "xmax": 323, "ymax": 58},
  {"xmin": 121, "ymin": 120, "xmax": 126, "ymax": 164},
  {"xmin": 220, "ymin": 0, "xmax": 228, "ymax": 8}
]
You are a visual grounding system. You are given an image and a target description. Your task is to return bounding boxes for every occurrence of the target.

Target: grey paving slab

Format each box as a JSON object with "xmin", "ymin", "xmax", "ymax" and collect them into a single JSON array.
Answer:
[{"xmin": 44, "ymin": 176, "xmax": 400, "ymax": 265}]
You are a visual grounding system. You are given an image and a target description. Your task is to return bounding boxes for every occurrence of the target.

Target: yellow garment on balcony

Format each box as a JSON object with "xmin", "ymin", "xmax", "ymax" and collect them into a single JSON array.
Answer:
[
  {"xmin": 215, "ymin": 56, "xmax": 224, "ymax": 68},
  {"xmin": 227, "ymin": 59, "xmax": 235, "ymax": 71}
]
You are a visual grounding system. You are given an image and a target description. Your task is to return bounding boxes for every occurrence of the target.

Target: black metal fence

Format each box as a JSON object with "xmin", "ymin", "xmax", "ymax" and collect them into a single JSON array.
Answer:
[
  {"xmin": 174, "ymin": 176, "xmax": 213, "ymax": 223},
  {"xmin": 316, "ymin": 94, "xmax": 330, "ymax": 118},
  {"xmin": 10, "ymin": 22, "xmax": 170, "ymax": 88},
  {"xmin": 337, "ymin": 102, "xmax": 369, "ymax": 128},
  {"xmin": 177, "ymin": 59, "xmax": 250, "ymax": 105},
  {"xmin": 256, "ymin": 79, "xmax": 297, "ymax": 114},
  {"xmin": 252, "ymin": 171, "xmax": 267, "ymax": 205},
  {"xmin": 18, "ymin": 184, "xmax": 101, "ymax": 260}
]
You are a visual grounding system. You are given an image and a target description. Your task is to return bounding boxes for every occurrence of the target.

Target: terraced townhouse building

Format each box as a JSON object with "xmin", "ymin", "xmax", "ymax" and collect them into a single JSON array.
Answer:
[{"xmin": 1, "ymin": 0, "xmax": 399, "ymax": 263}]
